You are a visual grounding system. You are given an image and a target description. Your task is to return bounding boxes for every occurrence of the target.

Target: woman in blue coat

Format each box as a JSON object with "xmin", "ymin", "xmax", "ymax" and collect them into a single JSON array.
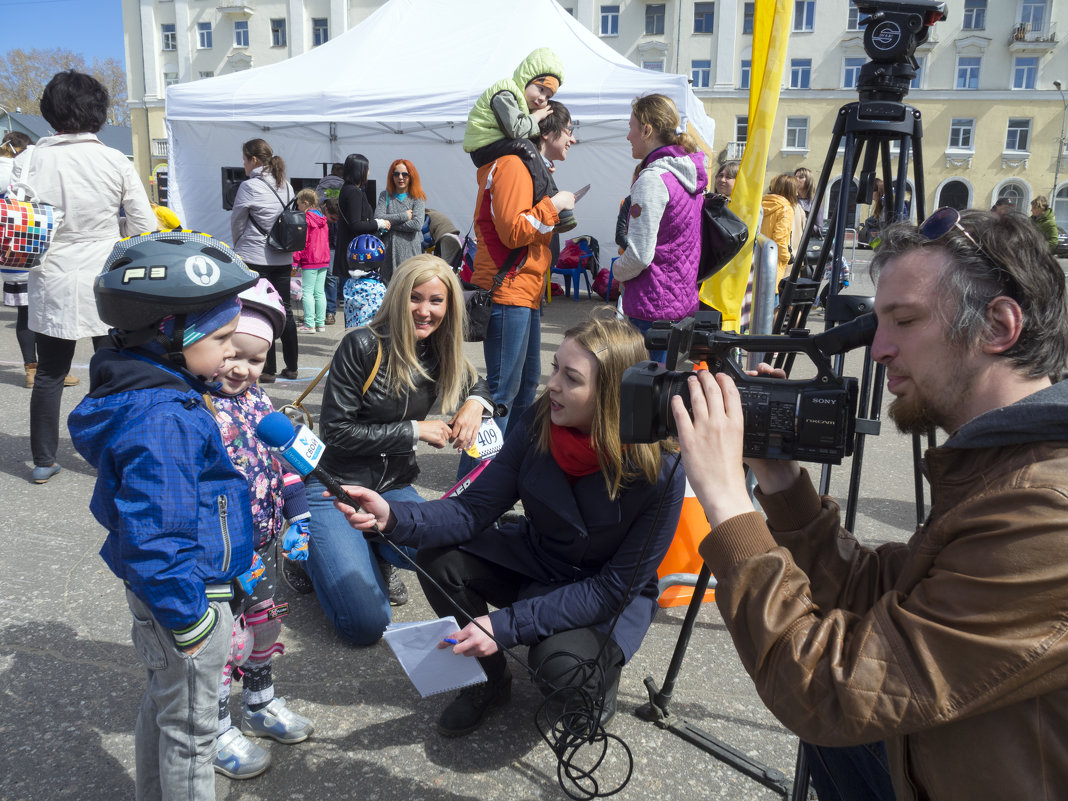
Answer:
[{"xmin": 336, "ymin": 313, "xmax": 685, "ymax": 737}]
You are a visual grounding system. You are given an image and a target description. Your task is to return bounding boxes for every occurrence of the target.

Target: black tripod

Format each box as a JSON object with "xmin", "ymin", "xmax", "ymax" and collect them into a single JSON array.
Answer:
[{"xmin": 637, "ymin": 5, "xmax": 944, "ymax": 791}]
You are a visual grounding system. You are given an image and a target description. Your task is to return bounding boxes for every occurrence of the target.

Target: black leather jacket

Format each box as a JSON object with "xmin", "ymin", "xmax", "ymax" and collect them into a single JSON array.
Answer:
[{"xmin": 318, "ymin": 326, "xmax": 491, "ymax": 492}]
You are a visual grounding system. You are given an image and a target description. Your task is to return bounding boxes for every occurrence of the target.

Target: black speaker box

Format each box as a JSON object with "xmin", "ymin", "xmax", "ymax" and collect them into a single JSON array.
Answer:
[{"xmin": 221, "ymin": 167, "xmax": 245, "ymax": 211}]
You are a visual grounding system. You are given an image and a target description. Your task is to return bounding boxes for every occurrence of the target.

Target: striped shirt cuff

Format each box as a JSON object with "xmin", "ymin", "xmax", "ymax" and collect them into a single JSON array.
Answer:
[{"xmin": 173, "ymin": 604, "xmax": 218, "ymax": 649}]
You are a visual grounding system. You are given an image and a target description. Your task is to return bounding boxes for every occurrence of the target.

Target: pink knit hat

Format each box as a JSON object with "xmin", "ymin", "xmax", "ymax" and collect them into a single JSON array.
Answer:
[{"xmin": 235, "ymin": 308, "xmax": 275, "ymax": 344}]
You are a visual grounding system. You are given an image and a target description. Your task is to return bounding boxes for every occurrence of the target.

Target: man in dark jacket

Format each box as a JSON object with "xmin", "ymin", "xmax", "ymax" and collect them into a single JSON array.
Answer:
[{"xmin": 675, "ymin": 210, "xmax": 1068, "ymax": 801}]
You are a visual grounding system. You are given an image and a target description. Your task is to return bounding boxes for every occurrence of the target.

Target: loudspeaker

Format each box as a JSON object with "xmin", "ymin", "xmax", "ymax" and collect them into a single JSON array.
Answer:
[{"xmin": 221, "ymin": 167, "xmax": 245, "ymax": 211}]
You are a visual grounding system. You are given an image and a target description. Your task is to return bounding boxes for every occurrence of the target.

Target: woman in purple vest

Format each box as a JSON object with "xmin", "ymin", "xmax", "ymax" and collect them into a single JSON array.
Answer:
[{"xmin": 615, "ymin": 94, "xmax": 707, "ymax": 357}]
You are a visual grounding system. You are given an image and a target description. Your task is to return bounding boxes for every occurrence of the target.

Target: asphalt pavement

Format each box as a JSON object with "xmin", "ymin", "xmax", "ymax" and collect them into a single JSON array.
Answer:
[{"xmin": 0, "ymin": 261, "xmax": 968, "ymax": 801}]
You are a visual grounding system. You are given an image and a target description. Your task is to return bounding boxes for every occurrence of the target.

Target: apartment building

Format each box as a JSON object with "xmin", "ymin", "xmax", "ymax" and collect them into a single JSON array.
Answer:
[{"xmin": 122, "ymin": 0, "xmax": 1068, "ymax": 225}]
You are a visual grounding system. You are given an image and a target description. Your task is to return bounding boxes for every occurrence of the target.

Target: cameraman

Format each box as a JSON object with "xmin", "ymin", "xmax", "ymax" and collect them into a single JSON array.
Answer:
[{"xmin": 673, "ymin": 210, "xmax": 1068, "ymax": 801}]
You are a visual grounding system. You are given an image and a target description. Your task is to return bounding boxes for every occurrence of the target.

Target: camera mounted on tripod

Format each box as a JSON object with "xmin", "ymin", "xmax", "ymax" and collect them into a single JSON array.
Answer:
[
  {"xmin": 620, "ymin": 310, "xmax": 877, "ymax": 465},
  {"xmin": 853, "ymin": 0, "xmax": 946, "ymax": 101}
]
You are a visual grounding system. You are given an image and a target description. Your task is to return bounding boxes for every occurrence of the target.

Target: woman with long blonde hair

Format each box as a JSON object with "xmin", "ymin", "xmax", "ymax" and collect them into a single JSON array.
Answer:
[
  {"xmin": 304, "ymin": 254, "xmax": 492, "ymax": 642},
  {"xmin": 335, "ymin": 311, "xmax": 685, "ymax": 738}
]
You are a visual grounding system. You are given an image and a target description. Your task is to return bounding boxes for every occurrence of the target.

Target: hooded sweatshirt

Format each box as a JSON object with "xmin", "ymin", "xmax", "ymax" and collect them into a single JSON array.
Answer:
[{"xmin": 292, "ymin": 208, "xmax": 330, "ymax": 269}]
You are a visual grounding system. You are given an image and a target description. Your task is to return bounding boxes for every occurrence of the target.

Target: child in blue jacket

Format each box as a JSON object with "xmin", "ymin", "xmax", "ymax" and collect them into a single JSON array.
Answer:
[{"xmin": 69, "ymin": 231, "xmax": 259, "ymax": 801}]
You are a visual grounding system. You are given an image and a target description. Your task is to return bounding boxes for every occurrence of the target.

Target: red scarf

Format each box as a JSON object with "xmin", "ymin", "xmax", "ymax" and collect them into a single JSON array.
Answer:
[{"xmin": 549, "ymin": 423, "xmax": 601, "ymax": 481}]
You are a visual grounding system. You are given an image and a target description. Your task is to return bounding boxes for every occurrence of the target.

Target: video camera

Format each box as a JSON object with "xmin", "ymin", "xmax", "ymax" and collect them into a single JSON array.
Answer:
[{"xmin": 619, "ymin": 310, "xmax": 876, "ymax": 464}]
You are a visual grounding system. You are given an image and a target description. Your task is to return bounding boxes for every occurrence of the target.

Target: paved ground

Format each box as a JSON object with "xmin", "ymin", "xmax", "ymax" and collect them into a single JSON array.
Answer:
[{"xmin": 0, "ymin": 262, "xmax": 944, "ymax": 801}]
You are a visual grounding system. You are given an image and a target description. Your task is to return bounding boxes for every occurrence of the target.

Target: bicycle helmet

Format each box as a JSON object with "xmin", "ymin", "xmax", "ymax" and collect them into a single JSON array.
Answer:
[
  {"xmin": 237, "ymin": 278, "xmax": 286, "ymax": 339},
  {"xmin": 96, "ymin": 230, "xmax": 257, "ymax": 350},
  {"xmin": 348, "ymin": 234, "xmax": 385, "ymax": 264}
]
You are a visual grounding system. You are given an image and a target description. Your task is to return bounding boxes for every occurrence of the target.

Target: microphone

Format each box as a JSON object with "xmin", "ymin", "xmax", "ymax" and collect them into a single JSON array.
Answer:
[{"xmin": 255, "ymin": 412, "xmax": 361, "ymax": 511}]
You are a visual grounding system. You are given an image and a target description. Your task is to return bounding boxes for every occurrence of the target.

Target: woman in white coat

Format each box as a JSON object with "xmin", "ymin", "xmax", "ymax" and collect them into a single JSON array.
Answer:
[
  {"xmin": 229, "ymin": 138, "xmax": 299, "ymax": 383},
  {"xmin": 19, "ymin": 70, "xmax": 154, "ymax": 484}
]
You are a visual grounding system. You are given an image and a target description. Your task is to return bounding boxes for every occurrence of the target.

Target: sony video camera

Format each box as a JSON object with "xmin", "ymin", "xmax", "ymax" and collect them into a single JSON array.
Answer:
[{"xmin": 620, "ymin": 311, "xmax": 876, "ymax": 464}]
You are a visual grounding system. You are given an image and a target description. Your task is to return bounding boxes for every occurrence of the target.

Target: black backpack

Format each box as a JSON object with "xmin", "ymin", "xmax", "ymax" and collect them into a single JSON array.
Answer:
[
  {"xmin": 249, "ymin": 176, "xmax": 308, "ymax": 253},
  {"xmin": 696, "ymin": 192, "xmax": 748, "ymax": 284}
]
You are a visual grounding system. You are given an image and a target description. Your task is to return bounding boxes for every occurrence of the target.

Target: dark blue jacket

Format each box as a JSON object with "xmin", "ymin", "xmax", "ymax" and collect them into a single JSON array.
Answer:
[
  {"xmin": 68, "ymin": 348, "xmax": 254, "ymax": 648},
  {"xmin": 389, "ymin": 412, "xmax": 686, "ymax": 661}
]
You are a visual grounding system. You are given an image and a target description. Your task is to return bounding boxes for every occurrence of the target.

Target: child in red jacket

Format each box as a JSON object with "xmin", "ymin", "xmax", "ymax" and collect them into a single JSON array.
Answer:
[{"xmin": 292, "ymin": 189, "xmax": 331, "ymax": 332}]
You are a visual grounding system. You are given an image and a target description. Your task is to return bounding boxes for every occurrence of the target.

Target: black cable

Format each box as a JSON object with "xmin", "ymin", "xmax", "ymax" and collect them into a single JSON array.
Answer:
[{"xmin": 368, "ymin": 450, "xmax": 683, "ymax": 799}]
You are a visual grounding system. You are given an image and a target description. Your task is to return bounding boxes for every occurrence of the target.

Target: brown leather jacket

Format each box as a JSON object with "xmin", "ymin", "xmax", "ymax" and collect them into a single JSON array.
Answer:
[{"xmin": 699, "ymin": 384, "xmax": 1068, "ymax": 801}]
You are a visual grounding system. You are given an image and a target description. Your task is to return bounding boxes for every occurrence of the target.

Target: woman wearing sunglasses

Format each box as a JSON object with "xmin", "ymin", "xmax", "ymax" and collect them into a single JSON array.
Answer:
[{"xmin": 374, "ymin": 159, "xmax": 427, "ymax": 284}]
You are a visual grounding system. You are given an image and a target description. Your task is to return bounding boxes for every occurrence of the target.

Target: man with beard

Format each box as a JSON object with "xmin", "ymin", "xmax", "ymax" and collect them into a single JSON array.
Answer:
[{"xmin": 672, "ymin": 209, "xmax": 1068, "ymax": 801}]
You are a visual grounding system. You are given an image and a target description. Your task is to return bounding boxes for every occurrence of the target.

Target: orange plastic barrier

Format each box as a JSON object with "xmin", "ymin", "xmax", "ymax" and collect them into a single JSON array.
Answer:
[{"xmin": 656, "ymin": 479, "xmax": 717, "ymax": 608}]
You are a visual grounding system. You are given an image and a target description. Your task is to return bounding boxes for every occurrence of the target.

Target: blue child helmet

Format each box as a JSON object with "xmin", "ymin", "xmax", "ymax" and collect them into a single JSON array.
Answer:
[{"xmin": 348, "ymin": 234, "xmax": 385, "ymax": 264}]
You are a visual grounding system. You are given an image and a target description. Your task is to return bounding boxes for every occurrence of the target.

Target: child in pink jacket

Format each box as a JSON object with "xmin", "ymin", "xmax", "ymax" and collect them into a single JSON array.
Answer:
[{"xmin": 292, "ymin": 189, "xmax": 331, "ymax": 332}]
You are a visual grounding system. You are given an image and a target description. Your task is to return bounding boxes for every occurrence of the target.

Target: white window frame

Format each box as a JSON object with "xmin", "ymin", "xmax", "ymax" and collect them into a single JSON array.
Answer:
[
  {"xmin": 794, "ymin": 0, "xmax": 815, "ymax": 32},
  {"xmin": 962, "ymin": 0, "xmax": 986, "ymax": 30},
  {"xmin": 233, "ymin": 20, "xmax": 248, "ymax": 48},
  {"xmin": 743, "ymin": 3, "xmax": 754, "ymax": 34},
  {"xmin": 785, "ymin": 117, "xmax": 809, "ymax": 151},
  {"xmin": 1020, "ymin": 0, "xmax": 1047, "ymax": 32},
  {"xmin": 956, "ymin": 56, "xmax": 981, "ymax": 90},
  {"xmin": 198, "ymin": 71, "xmax": 214, "ymax": 79},
  {"xmin": 645, "ymin": 3, "xmax": 665, "ymax": 36},
  {"xmin": 949, "ymin": 118, "xmax": 975, "ymax": 150},
  {"xmin": 911, "ymin": 56, "xmax": 925, "ymax": 90},
  {"xmin": 736, "ymin": 115, "xmax": 748, "ymax": 144},
  {"xmin": 843, "ymin": 57, "xmax": 865, "ymax": 89},
  {"xmin": 691, "ymin": 60, "xmax": 712, "ymax": 88},
  {"xmin": 1013, "ymin": 56, "xmax": 1038, "ymax": 90},
  {"xmin": 270, "ymin": 18, "xmax": 287, "ymax": 47},
  {"xmin": 600, "ymin": 5, "xmax": 620, "ymax": 36},
  {"xmin": 740, "ymin": 59, "xmax": 751, "ymax": 89},
  {"xmin": 197, "ymin": 21, "xmax": 212, "ymax": 50},
  {"xmin": 312, "ymin": 17, "xmax": 329, "ymax": 47},
  {"xmin": 161, "ymin": 23, "xmax": 176, "ymax": 51},
  {"xmin": 790, "ymin": 59, "xmax": 811, "ymax": 89},
  {"xmin": 163, "ymin": 71, "xmax": 179, "ymax": 88},
  {"xmin": 1005, "ymin": 118, "xmax": 1031, "ymax": 152},
  {"xmin": 694, "ymin": 2, "xmax": 715, "ymax": 34}
]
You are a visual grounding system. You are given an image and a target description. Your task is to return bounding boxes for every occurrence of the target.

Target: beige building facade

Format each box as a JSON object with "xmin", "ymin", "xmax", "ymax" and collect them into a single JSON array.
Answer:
[{"xmin": 122, "ymin": 0, "xmax": 1068, "ymax": 226}]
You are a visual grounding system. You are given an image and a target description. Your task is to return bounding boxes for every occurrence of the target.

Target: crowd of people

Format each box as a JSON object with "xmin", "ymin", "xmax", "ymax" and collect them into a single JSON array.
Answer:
[{"xmin": 5, "ymin": 60, "xmax": 1068, "ymax": 801}]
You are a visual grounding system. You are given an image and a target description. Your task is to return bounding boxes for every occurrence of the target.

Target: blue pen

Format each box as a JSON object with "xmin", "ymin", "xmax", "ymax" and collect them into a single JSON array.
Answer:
[{"xmin": 443, "ymin": 637, "xmax": 459, "ymax": 645}]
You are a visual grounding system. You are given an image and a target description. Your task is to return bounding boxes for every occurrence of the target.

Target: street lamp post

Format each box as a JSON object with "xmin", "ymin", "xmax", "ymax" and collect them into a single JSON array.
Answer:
[{"xmin": 1052, "ymin": 81, "xmax": 1068, "ymax": 219}]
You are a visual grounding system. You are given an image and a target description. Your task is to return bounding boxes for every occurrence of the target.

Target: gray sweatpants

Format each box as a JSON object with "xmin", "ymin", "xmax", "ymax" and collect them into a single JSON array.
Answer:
[{"xmin": 126, "ymin": 589, "xmax": 233, "ymax": 801}]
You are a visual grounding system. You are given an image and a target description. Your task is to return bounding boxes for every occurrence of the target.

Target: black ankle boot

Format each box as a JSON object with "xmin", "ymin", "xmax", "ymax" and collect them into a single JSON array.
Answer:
[{"xmin": 437, "ymin": 666, "xmax": 512, "ymax": 737}]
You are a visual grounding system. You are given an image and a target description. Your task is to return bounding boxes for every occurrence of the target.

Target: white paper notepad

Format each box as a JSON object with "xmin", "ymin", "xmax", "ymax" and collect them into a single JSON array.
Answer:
[{"xmin": 383, "ymin": 616, "xmax": 488, "ymax": 697}]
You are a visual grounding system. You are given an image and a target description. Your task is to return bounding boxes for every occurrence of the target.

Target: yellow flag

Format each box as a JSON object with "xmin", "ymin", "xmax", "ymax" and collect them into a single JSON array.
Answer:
[{"xmin": 699, "ymin": 0, "xmax": 793, "ymax": 331}]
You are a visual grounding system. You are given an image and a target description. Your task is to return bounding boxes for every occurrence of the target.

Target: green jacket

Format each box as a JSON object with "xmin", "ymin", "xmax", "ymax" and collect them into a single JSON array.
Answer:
[
  {"xmin": 1031, "ymin": 207, "xmax": 1058, "ymax": 251},
  {"xmin": 463, "ymin": 47, "xmax": 564, "ymax": 153}
]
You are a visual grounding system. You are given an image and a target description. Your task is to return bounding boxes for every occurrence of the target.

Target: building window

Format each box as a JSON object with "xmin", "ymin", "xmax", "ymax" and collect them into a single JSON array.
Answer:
[
  {"xmin": 949, "ymin": 118, "xmax": 975, "ymax": 150},
  {"xmin": 786, "ymin": 117, "xmax": 809, "ymax": 150},
  {"xmin": 199, "ymin": 71, "xmax": 214, "ymax": 79},
  {"xmin": 847, "ymin": 6, "xmax": 868, "ymax": 31},
  {"xmin": 736, "ymin": 115, "xmax": 748, "ymax": 144},
  {"xmin": 794, "ymin": 0, "xmax": 815, "ymax": 32},
  {"xmin": 1013, "ymin": 56, "xmax": 1038, "ymax": 90},
  {"xmin": 1021, "ymin": 0, "xmax": 1047, "ymax": 32},
  {"xmin": 270, "ymin": 18, "xmax": 286, "ymax": 47},
  {"xmin": 691, "ymin": 60, "xmax": 711, "ymax": 88},
  {"xmin": 234, "ymin": 20, "xmax": 248, "ymax": 48},
  {"xmin": 1005, "ymin": 118, "xmax": 1031, "ymax": 151},
  {"xmin": 642, "ymin": 60, "xmax": 664, "ymax": 71},
  {"xmin": 197, "ymin": 21, "xmax": 212, "ymax": 50},
  {"xmin": 312, "ymin": 18, "xmax": 329, "ymax": 46},
  {"xmin": 790, "ymin": 59, "xmax": 811, "ymax": 89},
  {"xmin": 740, "ymin": 59, "xmax": 751, "ymax": 90},
  {"xmin": 956, "ymin": 56, "xmax": 980, "ymax": 90},
  {"xmin": 911, "ymin": 56, "xmax": 925, "ymax": 89},
  {"xmin": 163, "ymin": 71, "xmax": 178, "ymax": 88},
  {"xmin": 645, "ymin": 4, "xmax": 665, "ymax": 35},
  {"xmin": 694, "ymin": 2, "xmax": 715, "ymax": 34},
  {"xmin": 843, "ymin": 57, "xmax": 865, "ymax": 89},
  {"xmin": 161, "ymin": 23, "xmax": 176, "ymax": 51},
  {"xmin": 962, "ymin": 0, "xmax": 986, "ymax": 30},
  {"xmin": 600, "ymin": 5, "xmax": 619, "ymax": 36},
  {"xmin": 743, "ymin": 2, "xmax": 754, "ymax": 34}
]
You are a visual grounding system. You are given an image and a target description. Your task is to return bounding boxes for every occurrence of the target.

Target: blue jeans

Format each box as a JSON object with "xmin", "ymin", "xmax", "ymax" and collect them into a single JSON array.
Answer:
[
  {"xmin": 803, "ymin": 741, "xmax": 896, "ymax": 801},
  {"xmin": 484, "ymin": 303, "xmax": 541, "ymax": 436},
  {"xmin": 325, "ymin": 272, "xmax": 338, "ymax": 315},
  {"xmin": 628, "ymin": 317, "xmax": 667, "ymax": 364},
  {"xmin": 305, "ymin": 477, "xmax": 421, "ymax": 645}
]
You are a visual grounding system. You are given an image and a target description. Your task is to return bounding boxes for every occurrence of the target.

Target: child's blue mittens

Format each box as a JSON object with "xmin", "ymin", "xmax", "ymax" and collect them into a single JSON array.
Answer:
[
  {"xmin": 235, "ymin": 551, "xmax": 266, "ymax": 594},
  {"xmin": 282, "ymin": 519, "xmax": 310, "ymax": 562}
]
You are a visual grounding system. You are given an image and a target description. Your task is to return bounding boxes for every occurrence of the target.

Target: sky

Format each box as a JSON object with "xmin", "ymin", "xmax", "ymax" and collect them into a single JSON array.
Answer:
[{"xmin": 0, "ymin": 0, "xmax": 126, "ymax": 66}]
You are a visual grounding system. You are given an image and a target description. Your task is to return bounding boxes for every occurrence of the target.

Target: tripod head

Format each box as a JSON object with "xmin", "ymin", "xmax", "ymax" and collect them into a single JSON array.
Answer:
[{"xmin": 853, "ymin": 0, "xmax": 947, "ymax": 102}]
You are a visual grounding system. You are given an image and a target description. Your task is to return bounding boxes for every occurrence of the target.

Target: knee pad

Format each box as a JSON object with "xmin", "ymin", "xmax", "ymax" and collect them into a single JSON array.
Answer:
[
  {"xmin": 228, "ymin": 613, "xmax": 253, "ymax": 669},
  {"xmin": 244, "ymin": 598, "xmax": 288, "ymax": 661}
]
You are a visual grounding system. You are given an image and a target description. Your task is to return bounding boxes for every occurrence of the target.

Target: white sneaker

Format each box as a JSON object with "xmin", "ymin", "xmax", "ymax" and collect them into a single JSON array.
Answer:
[
  {"xmin": 214, "ymin": 726, "xmax": 271, "ymax": 779},
  {"xmin": 240, "ymin": 697, "xmax": 314, "ymax": 744}
]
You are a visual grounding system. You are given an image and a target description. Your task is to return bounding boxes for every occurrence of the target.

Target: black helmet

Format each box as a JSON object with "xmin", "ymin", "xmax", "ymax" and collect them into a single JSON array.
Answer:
[{"xmin": 96, "ymin": 231, "xmax": 257, "ymax": 347}]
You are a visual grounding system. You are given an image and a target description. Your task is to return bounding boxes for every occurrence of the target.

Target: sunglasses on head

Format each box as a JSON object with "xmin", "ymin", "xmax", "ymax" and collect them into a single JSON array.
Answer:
[{"xmin": 918, "ymin": 207, "xmax": 1018, "ymax": 299}]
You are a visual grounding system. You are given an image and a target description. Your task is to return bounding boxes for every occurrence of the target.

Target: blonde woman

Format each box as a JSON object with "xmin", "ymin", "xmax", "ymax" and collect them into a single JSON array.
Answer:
[
  {"xmin": 336, "ymin": 312, "xmax": 685, "ymax": 737},
  {"xmin": 304, "ymin": 254, "xmax": 493, "ymax": 642}
]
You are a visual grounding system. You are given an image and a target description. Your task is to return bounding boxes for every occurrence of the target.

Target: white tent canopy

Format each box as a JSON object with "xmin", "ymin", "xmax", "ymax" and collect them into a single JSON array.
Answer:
[{"xmin": 166, "ymin": 0, "xmax": 715, "ymax": 255}]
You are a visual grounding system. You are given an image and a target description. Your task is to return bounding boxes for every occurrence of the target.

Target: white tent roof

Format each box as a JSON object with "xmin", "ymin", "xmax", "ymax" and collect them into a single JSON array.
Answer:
[{"xmin": 166, "ymin": 0, "xmax": 715, "ymax": 253}]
